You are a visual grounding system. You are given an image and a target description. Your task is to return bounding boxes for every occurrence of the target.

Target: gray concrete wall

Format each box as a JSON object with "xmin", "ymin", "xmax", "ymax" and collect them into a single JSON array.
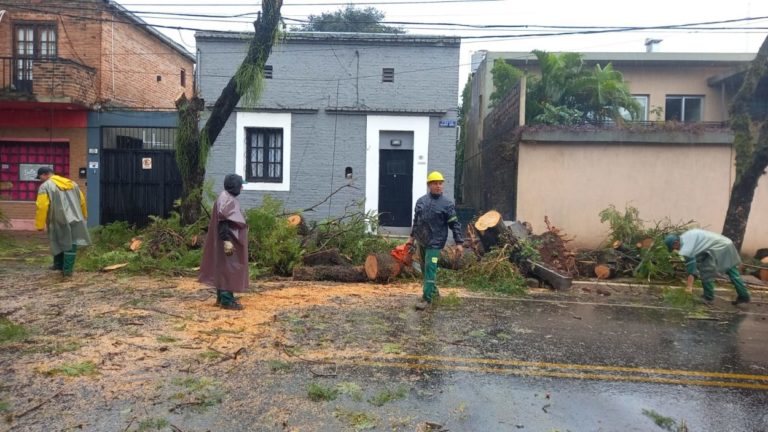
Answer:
[{"xmin": 197, "ymin": 34, "xmax": 460, "ymax": 218}]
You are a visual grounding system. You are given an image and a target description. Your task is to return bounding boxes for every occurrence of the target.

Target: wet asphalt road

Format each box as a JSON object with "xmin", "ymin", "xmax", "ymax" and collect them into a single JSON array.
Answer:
[{"xmin": 255, "ymin": 292, "xmax": 768, "ymax": 432}]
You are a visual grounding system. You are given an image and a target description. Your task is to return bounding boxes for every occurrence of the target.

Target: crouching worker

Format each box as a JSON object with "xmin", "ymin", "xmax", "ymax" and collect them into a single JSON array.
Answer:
[
  {"xmin": 35, "ymin": 167, "xmax": 91, "ymax": 276},
  {"xmin": 665, "ymin": 229, "xmax": 750, "ymax": 306},
  {"xmin": 199, "ymin": 174, "xmax": 249, "ymax": 310},
  {"xmin": 406, "ymin": 171, "xmax": 463, "ymax": 310}
]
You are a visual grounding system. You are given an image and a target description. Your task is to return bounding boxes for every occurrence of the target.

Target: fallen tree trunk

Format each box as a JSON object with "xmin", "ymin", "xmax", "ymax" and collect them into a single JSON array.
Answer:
[
  {"xmin": 302, "ymin": 248, "xmax": 348, "ymax": 267},
  {"xmin": 438, "ymin": 247, "xmax": 477, "ymax": 270},
  {"xmin": 365, "ymin": 253, "xmax": 402, "ymax": 283},
  {"xmin": 292, "ymin": 265, "xmax": 367, "ymax": 282},
  {"xmin": 474, "ymin": 210, "xmax": 508, "ymax": 252},
  {"xmin": 761, "ymin": 257, "xmax": 768, "ymax": 281}
]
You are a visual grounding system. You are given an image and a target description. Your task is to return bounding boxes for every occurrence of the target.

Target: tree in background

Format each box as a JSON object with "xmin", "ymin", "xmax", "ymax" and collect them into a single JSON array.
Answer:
[
  {"xmin": 299, "ymin": 5, "xmax": 404, "ymax": 33},
  {"xmin": 490, "ymin": 50, "xmax": 640, "ymax": 125},
  {"xmin": 721, "ymin": 35, "xmax": 768, "ymax": 252}
]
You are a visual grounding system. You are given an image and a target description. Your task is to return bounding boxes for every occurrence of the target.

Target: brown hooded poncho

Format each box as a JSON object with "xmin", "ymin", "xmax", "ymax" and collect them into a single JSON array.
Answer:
[{"xmin": 198, "ymin": 176, "xmax": 249, "ymax": 292}]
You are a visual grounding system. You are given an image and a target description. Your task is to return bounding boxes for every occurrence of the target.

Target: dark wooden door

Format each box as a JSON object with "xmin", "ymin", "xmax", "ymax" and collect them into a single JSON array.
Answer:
[
  {"xmin": 100, "ymin": 149, "xmax": 182, "ymax": 227},
  {"xmin": 378, "ymin": 149, "xmax": 413, "ymax": 227}
]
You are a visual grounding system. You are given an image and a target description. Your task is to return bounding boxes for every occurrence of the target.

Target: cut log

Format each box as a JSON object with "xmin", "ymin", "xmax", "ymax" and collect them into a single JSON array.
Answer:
[
  {"xmin": 438, "ymin": 247, "xmax": 477, "ymax": 270},
  {"xmin": 292, "ymin": 265, "xmax": 367, "ymax": 283},
  {"xmin": 755, "ymin": 248, "xmax": 768, "ymax": 261},
  {"xmin": 302, "ymin": 248, "xmax": 348, "ymax": 267},
  {"xmin": 473, "ymin": 210, "xmax": 508, "ymax": 252},
  {"xmin": 636, "ymin": 237, "xmax": 654, "ymax": 249},
  {"xmin": 760, "ymin": 257, "xmax": 768, "ymax": 281},
  {"xmin": 595, "ymin": 264, "xmax": 617, "ymax": 280},
  {"xmin": 287, "ymin": 214, "xmax": 309, "ymax": 236},
  {"xmin": 129, "ymin": 238, "xmax": 143, "ymax": 252},
  {"xmin": 364, "ymin": 253, "xmax": 402, "ymax": 283}
]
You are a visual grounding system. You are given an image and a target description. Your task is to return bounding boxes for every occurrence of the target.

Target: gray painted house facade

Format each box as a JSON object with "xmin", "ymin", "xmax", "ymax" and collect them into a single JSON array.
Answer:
[{"xmin": 195, "ymin": 32, "xmax": 460, "ymax": 229}]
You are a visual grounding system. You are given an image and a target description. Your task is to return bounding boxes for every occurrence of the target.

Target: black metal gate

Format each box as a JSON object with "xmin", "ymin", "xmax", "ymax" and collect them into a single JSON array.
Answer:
[{"xmin": 100, "ymin": 149, "xmax": 182, "ymax": 227}]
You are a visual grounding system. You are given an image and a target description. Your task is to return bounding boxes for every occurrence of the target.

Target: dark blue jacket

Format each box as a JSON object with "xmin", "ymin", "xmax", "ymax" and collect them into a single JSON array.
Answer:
[{"xmin": 411, "ymin": 193, "xmax": 463, "ymax": 249}]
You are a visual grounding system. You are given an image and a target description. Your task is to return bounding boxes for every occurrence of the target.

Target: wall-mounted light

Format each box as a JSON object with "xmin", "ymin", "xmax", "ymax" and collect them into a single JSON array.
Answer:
[
  {"xmin": 345, "ymin": 167, "xmax": 353, "ymax": 179},
  {"xmin": 390, "ymin": 139, "xmax": 402, "ymax": 147}
]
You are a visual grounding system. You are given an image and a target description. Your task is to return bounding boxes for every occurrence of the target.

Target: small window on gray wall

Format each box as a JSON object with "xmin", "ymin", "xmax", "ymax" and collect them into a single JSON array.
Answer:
[
  {"xmin": 382, "ymin": 68, "xmax": 394, "ymax": 83},
  {"xmin": 264, "ymin": 65, "xmax": 273, "ymax": 79}
]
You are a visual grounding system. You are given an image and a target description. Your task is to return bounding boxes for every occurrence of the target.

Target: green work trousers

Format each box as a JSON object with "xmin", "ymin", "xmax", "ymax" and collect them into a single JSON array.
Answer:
[
  {"xmin": 701, "ymin": 266, "xmax": 750, "ymax": 301},
  {"xmin": 419, "ymin": 247, "xmax": 441, "ymax": 303}
]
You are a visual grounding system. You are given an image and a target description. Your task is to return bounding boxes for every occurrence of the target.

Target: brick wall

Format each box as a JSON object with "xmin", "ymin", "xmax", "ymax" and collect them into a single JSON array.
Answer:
[
  {"xmin": 101, "ymin": 11, "xmax": 194, "ymax": 108},
  {"xmin": 0, "ymin": 127, "xmax": 87, "ymax": 223},
  {"xmin": 0, "ymin": 0, "xmax": 194, "ymax": 109}
]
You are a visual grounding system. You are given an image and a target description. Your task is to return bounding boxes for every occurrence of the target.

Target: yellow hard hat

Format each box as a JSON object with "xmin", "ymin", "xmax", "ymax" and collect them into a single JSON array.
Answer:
[{"xmin": 427, "ymin": 171, "xmax": 445, "ymax": 183}]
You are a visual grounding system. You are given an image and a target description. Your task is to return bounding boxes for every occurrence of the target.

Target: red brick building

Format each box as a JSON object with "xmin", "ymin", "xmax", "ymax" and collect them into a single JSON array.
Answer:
[{"xmin": 0, "ymin": 0, "xmax": 194, "ymax": 228}]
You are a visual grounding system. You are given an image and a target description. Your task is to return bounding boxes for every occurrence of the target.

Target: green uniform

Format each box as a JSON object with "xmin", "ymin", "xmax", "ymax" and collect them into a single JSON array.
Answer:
[{"xmin": 678, "ymin": 229, "xmax": 749, "ymax": 301}]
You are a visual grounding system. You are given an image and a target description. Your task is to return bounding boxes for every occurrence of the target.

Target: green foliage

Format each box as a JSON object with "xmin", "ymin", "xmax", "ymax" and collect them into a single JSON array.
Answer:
[
  {"xmin": 80, "ymin": 213, "xmax": 206, "ymax": 275},
  {"xmin": 0, "ymin": 317, "xmax": 28, "ymax": 344},
  {"xmin": 599, "ymin": 205, "xmax": 643, "ymax": 246},
  {"xmin": 505, "ymin": 50, "xmax": 640, "ymax": 125},
  {"xmin": 46, "ymin": 361, "xmax": 97, "ymax": 377},
  {"xmin": 489, "ymin": 58, "xmax": 524, "ymax": 107},
  {"xmin": 307, "ymin": 204, "xmax": 398, "ymax": 265},
  {"xmin": 440, "ymin": 247, "xmax": 527, "ymax": 295},
  {"xmin": 382, "ymin": 343, "xmax": 403, "ymax": 354},
  {"xmin": 235, "ymin": 62, "xmax": 266, "ymax": 108},
  {"xmin": 137, "ymin": 418, "xmax": 169, "ymax": 432},
  {"xmin": 599, "ymin": 205, "xmax": 693, "ymax": 281},
  {"xmin": 336, "ymin": 382, "xmax": 364, "ymax": 402},
  {"xmin": 434, "ymin": 291, "xmax": 462, "ymax": 307},
  {"xmin": 333, "ymin": 408, "xmax": 377, "ymax": 430},
  {"xmin": 170, "ymin": 377, "xmax": 223, "ymax": 412},
  {"xmin": 642, "ymin": 409, "xmax": 689, "ymax": 431},
  {"xmin": 368, "ymin": 386, "xmax": 407, "ymax": 406},
  {"xmin": 245, "ymin": 196, "xmax": 303, "ymax": 276},
  {"xmin": 0, "ymin": 400, "xmax": 9, "ymax": 412},
  {"xmin": 307, "ymin": 382, "xmax": 339, "ymax": 402},
  {"xmin": 533, "ymin": 102, "xmax": 584, "ymax": 125},
  {"xmin": 156, "ymin": 335, "xmax": 179, "ymax": 344},
  {"xmin": 268, "ymin": 359, "xmax": 292, "ymax": 372},
  {"xmin": 300, "ymin": 5, "xmax": 404, "ymax": 33},
  {"xmin": 455, "ymin": 74, "xmax": 472, "ymax": 202},
  {"xmin": 0, "ymin": 207, "xmax": 10, "ymax": 228},
  {"xmin": 661, "ymin": 288, "xmax": 703, "ymax": 312}
]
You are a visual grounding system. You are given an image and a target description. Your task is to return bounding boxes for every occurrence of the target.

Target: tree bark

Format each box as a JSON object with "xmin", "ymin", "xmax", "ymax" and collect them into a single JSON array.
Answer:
[
  {"xmin": 438, "ymin": 247, "xmax": 477, "ymax": 270},
  {"xmin": 364, "ymin": 253, "xmax": 402, "ymax": 283},
  {"xmin": 175, "ymin": 95, "xmax": 206, "ymax": 226},
  {"xmin": 474, "ymin": 210, "xmax": 508, "ymax": 252},
  {"xmin": 176, "ymin": 0, "xmax": 283, "ymax": 225},
  {"xmin": 292, "ymin": 265, "xmax": 367, "ymax": 283},
  {"xmin": 302, "ymin": 248, "xmax": 348, "ymax": 266},
  {"xmin": 722, "ymin": 35, "xmax": 768, "ymax": 251}
]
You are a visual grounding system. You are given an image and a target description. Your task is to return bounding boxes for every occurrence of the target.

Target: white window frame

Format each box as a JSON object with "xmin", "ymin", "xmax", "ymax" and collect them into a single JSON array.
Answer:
[{"xmin": 235, "ymin": 112, "xmax": 291, "ymax": 191}]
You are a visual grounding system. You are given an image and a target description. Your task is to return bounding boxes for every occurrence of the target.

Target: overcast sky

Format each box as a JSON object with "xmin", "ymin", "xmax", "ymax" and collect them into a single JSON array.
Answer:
[{"xmin": 122, "ymin": 0, "xmax": 768, "ymax": 90}]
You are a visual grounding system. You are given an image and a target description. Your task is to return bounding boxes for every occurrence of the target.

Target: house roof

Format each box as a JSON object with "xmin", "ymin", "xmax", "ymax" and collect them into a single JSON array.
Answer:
[
  {"xmin": 488, "ymin": 51, "xmax": 755, "ymax": 67},
  {"xmin": 196, "ymin": 31, "xmax": 461, "ymax": 47},
  {"xmin": 102, "ymin": 0, "xmax": 195, "ymax": 62}
]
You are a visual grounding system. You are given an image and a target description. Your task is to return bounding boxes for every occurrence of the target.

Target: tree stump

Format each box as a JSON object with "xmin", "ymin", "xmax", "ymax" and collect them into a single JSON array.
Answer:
[
  {"xmin": 292, "ymin": 265, "xmax": 367, "ymax": 282},
  {"xmin": 760, "ymin": 257, "xmax": 768, "ymax": 282},
  {"xmin": 364, "ymin": 253, "xmax": 402, "ymax": 283},
  {"xmin": 474, "ymin": 210, "xmax": 508, "ymax": 252},
  {"xmin": 287, "ymin": 214, "xmax": 309, "ymax": 236},
  {"xmin": 595, "ymin": 264, "xmax": 617, "ymax": 279},
  {"xmin": 302, "ymin": 248, "xmax": 348, "ymax": 267}
]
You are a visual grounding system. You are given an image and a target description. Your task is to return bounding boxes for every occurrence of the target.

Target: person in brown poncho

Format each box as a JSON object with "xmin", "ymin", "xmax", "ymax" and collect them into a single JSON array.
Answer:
[{"xmin": 199, "ymin": 174, "xmax": 249, "ymax": 310}]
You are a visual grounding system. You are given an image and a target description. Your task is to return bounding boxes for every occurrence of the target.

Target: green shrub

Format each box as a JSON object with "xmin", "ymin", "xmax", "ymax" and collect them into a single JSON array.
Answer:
[
  {"xmin": 440, "ymin": 248, "xmax": 527, "ymax": 295},
  {"xmin": 0, "ymin": 317, "xmax": 28, "ymax": 344},
  {"xmin": 307, "ymin": 382, "xmax": 338, "ymax": 402},
  {"xmin": 245, "ymin": 196, "xmax": 303, "ymax": 276}
]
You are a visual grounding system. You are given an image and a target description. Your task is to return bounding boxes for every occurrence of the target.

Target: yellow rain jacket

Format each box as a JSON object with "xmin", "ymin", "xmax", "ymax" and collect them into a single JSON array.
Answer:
[{"xmin": 35, "ymin": 175, "xmax": 91, "ymax": 255}]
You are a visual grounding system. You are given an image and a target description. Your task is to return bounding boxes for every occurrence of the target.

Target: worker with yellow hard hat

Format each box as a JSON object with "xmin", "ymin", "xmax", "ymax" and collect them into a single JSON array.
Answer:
[{"xmin": 406, "ymin": 171, "xmax": 463, "ymax": 310}]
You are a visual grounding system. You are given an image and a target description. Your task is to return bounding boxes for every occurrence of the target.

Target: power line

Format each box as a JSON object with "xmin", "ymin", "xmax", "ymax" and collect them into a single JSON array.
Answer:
[{"xmin": 120, "ymin": 0, "xmax": 504, "ymax": 6}]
